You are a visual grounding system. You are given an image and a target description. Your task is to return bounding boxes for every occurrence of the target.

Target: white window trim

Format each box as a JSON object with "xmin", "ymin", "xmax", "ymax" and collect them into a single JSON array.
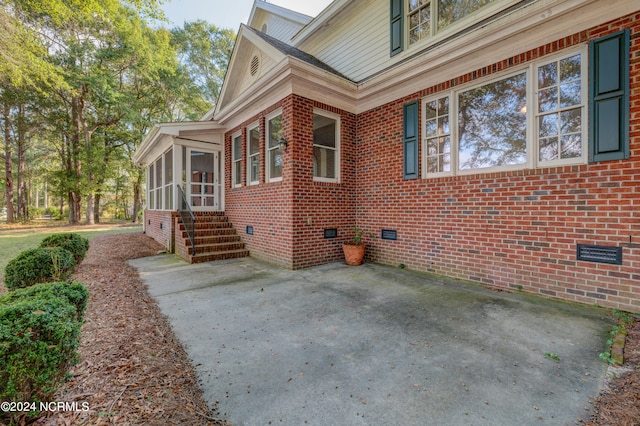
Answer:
[
  {"xmin": 232, "ymin": 131, "xmax": 242, "ymax": 188},
  {"xmin": 421, "ymin": 46, "xmax": 588, "ymax": 178},
  {"xmin": 405, "ymin": 0, "xmax": 522, "ymax": 52},
  {"xmin": 313, "ymin": 108, "xmax": 341, "ymax": 183},
  {"xmin": 266, "ymin": 109, "xmax": 283, "ymax": 183},
  {"xmin": 247, "ymin": 121, "xmax": 260, "ymax": 185}
]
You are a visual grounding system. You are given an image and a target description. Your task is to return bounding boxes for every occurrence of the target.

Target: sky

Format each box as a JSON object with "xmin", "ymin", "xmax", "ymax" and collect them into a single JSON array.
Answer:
[{"xmin": 161, "ymin": 0, "xmax": 333, "ymax": 30}]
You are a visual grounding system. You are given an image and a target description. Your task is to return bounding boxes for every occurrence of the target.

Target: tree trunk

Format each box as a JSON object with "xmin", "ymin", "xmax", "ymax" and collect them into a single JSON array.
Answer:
[
  {"xmin": 94, "ymin": 192, "xmax": 101, "ymax": 223},
  {"xmin": 69, "ymin": 94, "xmax": 84, "ymax": 225},
  {"xmin": 132, "ymin": 167, "xmax": 143, "ymax": 224},
  {"xmin": 17, "ymin": 104, "xmax": 26, "ymax": 219},
  {"xmin": 3, "ymin": 100, "xmax": 14, "ymax": 223},
  {"xmin": 86, "ymin": 193, "xmax": 94, "ymax": 224}
]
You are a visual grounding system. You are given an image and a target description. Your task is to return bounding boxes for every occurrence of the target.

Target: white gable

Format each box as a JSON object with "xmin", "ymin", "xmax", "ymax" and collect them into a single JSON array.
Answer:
[
  {"xmin": 215, "ymin": 25, "xmax": 286, "ymax": 118},
  {"xmin": 247, "ymin": 1, "xmax": 312, "ymax": 45}
]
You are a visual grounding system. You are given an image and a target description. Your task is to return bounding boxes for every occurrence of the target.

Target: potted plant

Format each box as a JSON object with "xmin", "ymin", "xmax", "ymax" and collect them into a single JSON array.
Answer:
[{"xmin": 342, "ymin": 226, "xmax": 373, "ymax": 266}]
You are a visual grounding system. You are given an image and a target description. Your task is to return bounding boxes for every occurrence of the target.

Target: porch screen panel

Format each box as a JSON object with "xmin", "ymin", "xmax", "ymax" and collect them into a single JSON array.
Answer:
[
  {"xmin": 164, "ymin": 149, "xmax": 173, "ymax": 210},
  {"xmin": 154, "ymin": 158, "xmax": 162, "ymax": 209},
  {"xmin": 148, "ymin": 163, "xmax": 155, "ymax": 210}
]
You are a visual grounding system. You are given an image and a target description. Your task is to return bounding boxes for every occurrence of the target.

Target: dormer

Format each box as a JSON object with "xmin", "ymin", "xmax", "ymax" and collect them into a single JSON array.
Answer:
[{"xmin": 247, "ymin": 0, "xmax": 313, "ymax": 45}]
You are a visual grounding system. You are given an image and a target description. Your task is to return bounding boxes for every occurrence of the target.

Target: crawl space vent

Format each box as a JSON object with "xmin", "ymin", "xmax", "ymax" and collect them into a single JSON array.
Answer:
[{"xmin": 576, "ymin": 244, "xmax": 622, "ymax": 265}]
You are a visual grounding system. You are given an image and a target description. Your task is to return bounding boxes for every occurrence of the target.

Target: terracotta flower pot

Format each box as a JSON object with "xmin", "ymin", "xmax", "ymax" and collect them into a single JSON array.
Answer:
[{"xmin": 343, "ymin": 243, "xmax": 366, "ymax": 266}]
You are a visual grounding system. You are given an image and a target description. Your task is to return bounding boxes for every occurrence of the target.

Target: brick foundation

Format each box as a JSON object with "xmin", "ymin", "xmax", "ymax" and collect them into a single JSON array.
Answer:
[{"xmin": 143, "ymin": 210, "xmax": 178, "ymax": 252}]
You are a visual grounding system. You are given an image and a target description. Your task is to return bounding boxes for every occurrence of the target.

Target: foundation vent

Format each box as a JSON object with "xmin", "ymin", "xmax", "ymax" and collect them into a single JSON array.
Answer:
[
  {"xmin": 576, "ymin": 244, "xmax": 622, "ymax": 265},
  {"xmin": 382, "ymin": 230, "xmax": 398, "ymax": 241}
]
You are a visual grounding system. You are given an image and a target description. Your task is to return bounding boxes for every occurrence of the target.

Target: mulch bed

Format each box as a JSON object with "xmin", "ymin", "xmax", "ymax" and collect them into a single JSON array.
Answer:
[
  {"xmin": 33, "ymin": 232, "xmax": 230, "ymax": 425},
  {"xmin": 586, "ymin": 319, "xmax": 640, "ymax": 425}
]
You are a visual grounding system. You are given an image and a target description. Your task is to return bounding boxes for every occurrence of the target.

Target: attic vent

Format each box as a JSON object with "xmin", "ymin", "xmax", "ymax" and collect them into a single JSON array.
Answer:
[
  {"xmin": 576, "ymin": 244, "xmax": 622, "ymax": 265},
  {"xmin": 250, "ymin": 55, "xmax": 260, "ymax": 76}
]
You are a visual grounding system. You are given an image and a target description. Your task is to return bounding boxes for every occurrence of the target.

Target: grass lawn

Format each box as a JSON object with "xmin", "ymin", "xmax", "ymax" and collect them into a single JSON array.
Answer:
[{"xmin": 0, "ymin": 223, "xmax": 143, "ymax": 284}]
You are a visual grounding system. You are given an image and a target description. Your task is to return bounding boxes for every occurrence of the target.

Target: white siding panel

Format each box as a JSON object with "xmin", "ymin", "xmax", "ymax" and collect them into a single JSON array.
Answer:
[
  {"xmin": 299, "ymin": 1, "xmax": 392, "ymax": 82},
  {"xmin": 263, "ymin": 15, "xmax": 304, "ymax": 44}
]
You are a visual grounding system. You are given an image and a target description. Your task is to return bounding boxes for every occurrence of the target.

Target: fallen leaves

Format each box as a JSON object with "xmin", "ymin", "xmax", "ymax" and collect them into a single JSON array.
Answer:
[{"xmin": 33, "ymin": 232, "xmax": 230, "ymax": 426}]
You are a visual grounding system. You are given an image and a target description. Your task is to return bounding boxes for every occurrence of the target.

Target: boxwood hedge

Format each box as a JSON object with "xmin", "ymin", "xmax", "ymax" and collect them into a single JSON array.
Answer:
[
  {"xmin": 0, "ymin": 282, "xmax": 89, "ymax": 423},
  {"xmin": 39, "ymin": 233, "xmax": 89, "ymax": 264},
  {"xmin": 4, "ymin": 247, "xmax": 76, "ymax": 290}
]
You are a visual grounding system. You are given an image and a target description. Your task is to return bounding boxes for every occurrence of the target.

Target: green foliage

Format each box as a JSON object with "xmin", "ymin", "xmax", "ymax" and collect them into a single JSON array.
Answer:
[
  {"xmin": 0, "ymin": 282, "xmax": 88, "ymax": 424},
  {"xmin": 0, "ymin": 282, "xmax": 89, "ymax": 320},
  {"xmin": 39, "ymin": 233, "xmax": 89, "ymax": 263},
  {"xmin": 543, "ymin": 352, "xmax": 560, "ymax": 362},
  {"xmin": 599, "ymin": 309, "xmax": 634, "ymax": 365},
  {"xmin": 348, "ymin": 227, "xmax": 375, "ymax": 246},
  {"xmin": 4, "ymin": 247, "xmax": 76, "ymax": 290}
]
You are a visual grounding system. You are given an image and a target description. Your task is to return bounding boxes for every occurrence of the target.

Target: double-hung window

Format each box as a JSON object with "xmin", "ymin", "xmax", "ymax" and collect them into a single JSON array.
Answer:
[
  {"xmin": 247, "ymin": 122, "xmax": 260, "ymax": 185},
  {"xmin": 536, "ymin": 54, "xmax": 585, "ymax": 164},
  {"xmin": 421, "ymin": 48, "xmax": 587, "ymax": 177},
  {"xmin": 313, "ymin": 109, "xmax": 340, "ymax": 182},
  {"xmin": 232, "ymin": 132, "xmax": 242, "ymax": 187},
  {"xmin": 266, "ymin": 110, "xmax": 283, "ymax": 182}
]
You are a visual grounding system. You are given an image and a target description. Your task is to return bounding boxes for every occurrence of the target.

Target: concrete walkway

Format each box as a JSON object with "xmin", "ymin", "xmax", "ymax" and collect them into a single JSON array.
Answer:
[{"xmin": 130, "ymin": 255, "xmax": 610, "ymax": 426}]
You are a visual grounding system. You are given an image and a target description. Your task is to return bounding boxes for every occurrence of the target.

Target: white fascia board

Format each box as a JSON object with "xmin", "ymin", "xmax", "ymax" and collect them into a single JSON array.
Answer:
[
  {"xmin": 355, "ymin": 0, "xmax": 635, "ymax": 113},
  {"xmin": 291, "ymin": 0, "xmax": 357, "ymax": 45},
  {"xmin": 215, "ymin": 56, "xmax": 358, "ymax": 128},
  {"xmin": 214, "ymin": 25, "xmax": 248, "ymax": 118},
  {"xmin": 134, "ymin": 122, "xmax": 226, "ymax": 165},
  {"xmin": 134, "ymin": 124, "xmax": 162, "ymax": 165}
]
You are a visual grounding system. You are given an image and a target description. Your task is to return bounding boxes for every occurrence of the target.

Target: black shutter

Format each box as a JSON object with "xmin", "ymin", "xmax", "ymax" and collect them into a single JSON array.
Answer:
[
  {"xmin": 390, "ymin": 0, "xmax": 404, "ymax": 57},
  {"xmin": 589, "ymin": 29, "xmax": 630, "ymax": 162},
  {"xmin": 403, "ymin": 101, "xmax": 419, "ymax": 180}
]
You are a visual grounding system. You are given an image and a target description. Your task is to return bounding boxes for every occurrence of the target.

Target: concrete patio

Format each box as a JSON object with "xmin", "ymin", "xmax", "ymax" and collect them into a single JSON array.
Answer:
[{"xmin": 129, "ymin": 255, "xmax": 611, "ymax": 426}]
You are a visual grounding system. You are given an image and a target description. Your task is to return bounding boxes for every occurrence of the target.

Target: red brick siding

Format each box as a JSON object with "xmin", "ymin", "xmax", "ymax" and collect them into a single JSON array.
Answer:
[
  {"xmin": 143, "ymin": 210, "xmax": 178, "ymax": 252},
  {"xmin": 289, "ymin": 97, "xmax": 357, "ymax": 269},
  {"xmin": 356, "ymin": 13, "xmax": 640, "ymax": 311},
  {"xmin": 224, "ymin": 95, "xmax": 357, "ymax": 269},
  {"xmin": 225, "ymin": 100, "xmax": 294, "ymax": 268}
]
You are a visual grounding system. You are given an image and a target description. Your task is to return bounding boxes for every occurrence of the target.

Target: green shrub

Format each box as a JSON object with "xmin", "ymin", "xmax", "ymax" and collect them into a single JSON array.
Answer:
[
  {"xmin": 0, "ymin": 283, "xmax": 88, "ymax": 423},
  {"xmin": 39, "ymin": 233, "xmax": 89, "ymax": 263},
  {"xmin": 0, "ymin": 282, "xmax": 89, "ymax": 321},
  {"xmin": 4, "ymin": 247, "xmax": 76, "ymax": 290}
]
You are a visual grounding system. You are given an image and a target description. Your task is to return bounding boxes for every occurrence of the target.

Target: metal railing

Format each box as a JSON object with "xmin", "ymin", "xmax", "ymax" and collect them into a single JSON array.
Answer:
[{"xmin": 177, "ymin": 185, "xmax": 196, "ymax": 255}]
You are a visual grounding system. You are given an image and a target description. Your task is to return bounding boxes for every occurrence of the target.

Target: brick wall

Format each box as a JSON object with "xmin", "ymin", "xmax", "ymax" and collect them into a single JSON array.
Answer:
[
  {"xmin": 288, "ymin": 96, "xmax": 357, "ymax": 269},
  {"xmin": 143, "ymin": 210, "xmax": 178, "ymax": 252},
  {"xmin": 224, "ymin": 99, "xmax": 294, "ymax": 268},
  {"xmin": 224, "ymin": 95, "xmax": 357, "ymax": 269},
  {"xmin": 356, "ymin": 13, "xmax": 640, "ymax": 311}
]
